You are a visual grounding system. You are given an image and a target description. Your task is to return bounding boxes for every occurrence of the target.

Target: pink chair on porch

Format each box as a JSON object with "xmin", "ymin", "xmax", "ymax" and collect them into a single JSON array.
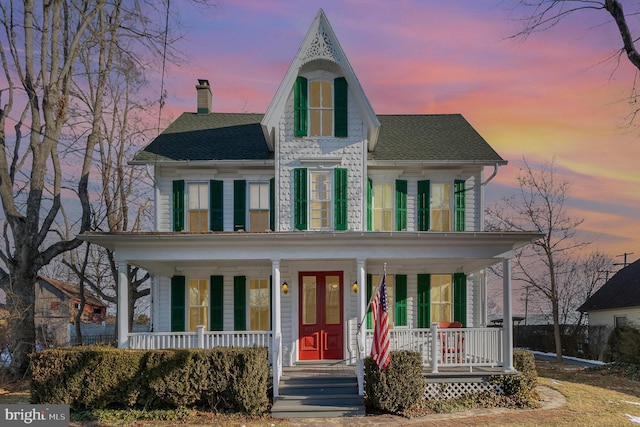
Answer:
[{"xmin": 438, "ymin": 321, "xmax": 464, "ymax": 363}]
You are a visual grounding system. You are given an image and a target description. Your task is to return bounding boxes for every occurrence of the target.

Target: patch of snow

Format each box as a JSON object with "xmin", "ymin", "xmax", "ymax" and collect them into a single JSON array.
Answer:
[
  {"xmin": 625, "ymin": 401, "xmax": 640, "ymax": 407},
  {"xmin": 626, "ymin": 414, "xmax": 640, "ymax": 424},
  {"xmin": 528, "ymin": 350, "xmax": 606, "ymax": 366}
]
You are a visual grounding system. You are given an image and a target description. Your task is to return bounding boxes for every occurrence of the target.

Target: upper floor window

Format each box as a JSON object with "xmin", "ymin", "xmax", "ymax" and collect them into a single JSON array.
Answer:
[
  {"xmin": 367, "ymin": 179, "xmax": 407, "ymax": 231},
  {"xmin": 373, "ymin": 183, "xmax": 393, "ymax": 231},
  {"xmin": 417, "ymin": 180, "xmax": 465, "ymax": 232},
  {"xmin": 294, "ymin": 168, "xmax": 347, "ymax": 231},
  {"xmin": 249, "ymin": 182, "xmax": 270, "ymax": 232},
  {"xmin": 294, "ymin": 76, "xmax": 348, "ymax": 138},
  {"xmin": 188, "ymin": 182, "xmax": 209, "ymax": 232}
]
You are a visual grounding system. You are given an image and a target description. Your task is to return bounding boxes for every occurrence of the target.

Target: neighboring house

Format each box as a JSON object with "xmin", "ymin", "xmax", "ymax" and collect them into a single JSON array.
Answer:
[
  {"xmin": 82, "ymin": 9, "xmax": 539, "ymax": 397},
  {"xmin": 578, "ymin": 259, "xmax": 640, "ymax": 359},
  {"xmin": 35, "ymin": 276, "xmax": 107, "ymax": 347}
]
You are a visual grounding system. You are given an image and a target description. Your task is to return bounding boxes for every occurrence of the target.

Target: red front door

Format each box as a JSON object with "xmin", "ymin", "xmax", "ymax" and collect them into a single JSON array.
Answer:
[{"xmin": 298, "ymin": 272, "xmax": 343, "ymax": 360}]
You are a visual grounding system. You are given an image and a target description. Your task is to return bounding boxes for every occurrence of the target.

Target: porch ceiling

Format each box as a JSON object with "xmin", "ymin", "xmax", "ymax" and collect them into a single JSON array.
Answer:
[{"xmin": 80, "ymin": 231, "xmax": 541, "ymax": 276}]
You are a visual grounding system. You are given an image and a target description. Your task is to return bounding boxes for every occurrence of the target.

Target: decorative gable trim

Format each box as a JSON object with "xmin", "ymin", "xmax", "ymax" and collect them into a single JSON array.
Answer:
[{"xmin": 261, "ymin": 9, "xmax": 379, "ymax": 151}]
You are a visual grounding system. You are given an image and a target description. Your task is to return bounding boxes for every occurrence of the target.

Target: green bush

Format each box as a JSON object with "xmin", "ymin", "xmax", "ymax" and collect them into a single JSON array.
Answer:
[
  {"xmin": 604, "ymin": 325, "xmax": 640, "ymax": 364},
  {"xmin": 31, "ymin": 346, "xmax": 269, "ymax": 414},
  {"xmin": 489, "ymin": 349, "xmax": 539, "ymax": 408},
  {"xmin": 364, "ymin": 350, "xmax": 426, "ymax": 413}
]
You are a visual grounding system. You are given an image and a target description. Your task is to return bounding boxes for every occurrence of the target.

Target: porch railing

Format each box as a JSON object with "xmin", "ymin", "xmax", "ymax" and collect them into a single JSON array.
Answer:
[
  {"xmin": 128, "ymin": 328, "xmax": 273, "ymax": 363},
  {"xmin": 364, "ymin": 326, "xmax": 504, "ymax": 369}
]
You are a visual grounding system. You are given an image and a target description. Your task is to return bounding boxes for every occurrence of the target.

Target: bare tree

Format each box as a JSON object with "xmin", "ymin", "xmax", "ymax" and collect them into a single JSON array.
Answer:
[
  {"xmin": 513, "ymin": 1, "xmax": 640, "ymax": 93},
  {"xmin": 0, "ymin": 0, "xmax": 185, "ymax": 377},
  {"xmin": 487, "ymin": 158, "xmax": 591, "ymax": 362}
]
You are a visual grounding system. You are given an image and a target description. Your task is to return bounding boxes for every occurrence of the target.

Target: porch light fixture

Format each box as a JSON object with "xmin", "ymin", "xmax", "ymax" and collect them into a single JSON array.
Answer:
[
  {"xmin": 281, "ymin": 282, "xmax": 289, "ymax": 295},
  {"xmin": 352, "ymin": 281, "xmax": 358, "ymax": 294}
]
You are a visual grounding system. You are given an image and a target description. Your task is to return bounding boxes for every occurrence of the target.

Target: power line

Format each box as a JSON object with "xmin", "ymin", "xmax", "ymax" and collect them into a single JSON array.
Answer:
[{"xmin": 157, "ymin": 0, "xmax": 170, "ymax": 136}]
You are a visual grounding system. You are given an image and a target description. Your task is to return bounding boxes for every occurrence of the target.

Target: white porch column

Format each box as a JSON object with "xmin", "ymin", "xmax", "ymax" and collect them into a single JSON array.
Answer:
[
  {"xmin": 356, "ymin": 258, "xmax": 366, "ymax": 396},
  {"xmin": 117, "ymin": 260, "xmax": 129, "ymax": 348},
  {"xmin": 271, "ymin": 260, "xmax": 282, "ymax": 398},
  {"xmin": 502, "ymin": 258, "xmax": 515, "ymax": 372}
]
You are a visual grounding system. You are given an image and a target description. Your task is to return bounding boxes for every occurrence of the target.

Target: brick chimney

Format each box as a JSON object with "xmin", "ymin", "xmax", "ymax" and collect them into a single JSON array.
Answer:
[{"xmin": 196, "ymin": 79, "xmax": 212, "ymax": 114}]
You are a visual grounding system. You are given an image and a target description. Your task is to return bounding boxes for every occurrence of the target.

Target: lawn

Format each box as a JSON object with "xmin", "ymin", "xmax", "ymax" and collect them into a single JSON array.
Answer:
[{"xmin": 1, "ymin": 360, "xmax": 640, "ymax": 426}]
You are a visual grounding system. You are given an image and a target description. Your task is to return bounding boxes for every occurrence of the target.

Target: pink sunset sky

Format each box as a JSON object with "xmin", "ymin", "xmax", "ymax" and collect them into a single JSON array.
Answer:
[{"xmin": 157, "ymin": 0, "xmax": 639, "ymax": 263}]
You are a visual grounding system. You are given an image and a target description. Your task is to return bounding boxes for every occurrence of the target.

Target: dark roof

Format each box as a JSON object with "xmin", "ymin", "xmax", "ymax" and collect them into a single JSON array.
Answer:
[
  {"xmin": 133, "ymin": 112, "xmax": 504, "ymax": 164},
  {"xmin": 133, "ymin": 113, "xmax": 272, "ymax": 162},
  {"xmin": 578, "ymin": 259, "xmax": 640, "ymax": 312},
  {"xmin": 37, "ymin": 276, "xmax": 106, "ymax": 308},
  {"xmin": 370, "ymin": 114, "xmax": 504, "ymax": 162}
]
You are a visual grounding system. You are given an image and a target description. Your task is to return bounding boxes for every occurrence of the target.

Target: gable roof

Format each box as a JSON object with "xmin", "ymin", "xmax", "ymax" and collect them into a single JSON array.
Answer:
[
  {"xmin": 370, "ymin": 115, "xmax": 504, "ymax": 163},
  {"xmin": 132, "ymin": 113, "xmax": 272, "ymax": 163},
  {"xmin": 132, "ymin": 112, "xmax": 505, "ymax": 165},
  {"xmin": 261, "ymin": 9, "xmax": 380, "ymax": 151},
  {"xmin": 37, "ymin": 276, "xmax": 106, "ymax": 308},
  {"xmin": 578, "ymin": 259, "xmax": 640, "ymax": 312}
]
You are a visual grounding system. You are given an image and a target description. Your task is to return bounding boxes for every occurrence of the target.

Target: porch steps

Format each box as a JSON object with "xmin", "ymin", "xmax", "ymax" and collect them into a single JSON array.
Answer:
[{"xmin": 271, "ymin": 363, "xmax": 364, "ymax": 418}]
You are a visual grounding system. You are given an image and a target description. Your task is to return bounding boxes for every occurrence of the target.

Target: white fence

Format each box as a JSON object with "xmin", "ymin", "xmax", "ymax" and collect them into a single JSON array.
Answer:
[
  {"xmin": 128, "ymin": 327, "xmax": 272, "ymax": 356},
  {"xmin": 364, "ymin": 326, "xmax": 504, "ymax": 369}
]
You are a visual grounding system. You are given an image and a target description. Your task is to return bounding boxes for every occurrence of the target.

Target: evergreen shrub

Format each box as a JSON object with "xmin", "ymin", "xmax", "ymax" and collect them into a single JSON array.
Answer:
[
  {"xmin": 31, "ymin": 346, "xmax": 269, "ymax": 414},
  {"xmin": 364, "ymin": 350, "xmax": 426, "ymax": 413}
]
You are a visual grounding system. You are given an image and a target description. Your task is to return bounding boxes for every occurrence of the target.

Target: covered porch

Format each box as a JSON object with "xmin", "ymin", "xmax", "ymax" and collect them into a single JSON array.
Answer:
[{"xmin": 80, "ymin": 231, "xmax": 538, "ymax": 397}]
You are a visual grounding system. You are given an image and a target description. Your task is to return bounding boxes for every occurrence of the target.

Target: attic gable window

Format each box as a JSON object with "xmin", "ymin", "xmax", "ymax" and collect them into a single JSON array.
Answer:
[{"xmin": 294, "ymin": 76, "xmax": 348, "ymax": 137}]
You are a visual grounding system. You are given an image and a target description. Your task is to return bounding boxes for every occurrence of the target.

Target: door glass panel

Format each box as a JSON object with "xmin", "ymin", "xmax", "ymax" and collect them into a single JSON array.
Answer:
[
  {"xmin": 302, "ymin": 276, "xmax": 317, "ymax": 325},
  {"xmin": 325, "ymin": 275, "xmax": 340, "ymax": 324}
]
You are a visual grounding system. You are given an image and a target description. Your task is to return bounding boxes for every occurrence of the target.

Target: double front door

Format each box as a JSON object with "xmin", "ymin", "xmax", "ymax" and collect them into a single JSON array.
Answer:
[{"xmin": 298, "ymin": 271, "xmax": 343, "ymax": 360}]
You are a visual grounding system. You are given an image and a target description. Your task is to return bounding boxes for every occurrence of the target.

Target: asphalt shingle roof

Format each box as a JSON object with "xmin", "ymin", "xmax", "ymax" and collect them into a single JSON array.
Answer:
[
  {"xmin": 578, "ymin": 259, "xmax": 640, "ymax": 312},
  {"xmin": 133, "ymin": 112, "xmax": 504, "ymax": 164}
]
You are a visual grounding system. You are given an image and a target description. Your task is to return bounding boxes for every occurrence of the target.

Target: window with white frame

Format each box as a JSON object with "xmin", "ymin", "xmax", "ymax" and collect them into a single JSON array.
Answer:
[
  {"xmin": 188, "ymin": 279, "xmax": 209, "ymax": 331},
  {"xmin": 372, "ymin": 274, "xmax": 395, "ymax": 325},
  {"xmin": 309, "ymin": 171, "xmax": 332, "ymax": 230},
  {"xmin": 309, "ymin": 80, "xmax": 333, "ymax": 137},
  {"xmin": 373, "ymin": 183, "xmax": 393, "ymax": 231},
  {"xmin": 431, "ymin": 274, "xmax": 452, "ymax": 323},
  {"xmin": 431, "ymin": 183, "xmax": 451, "ymax": 232},
  {"xmin": 188, "ymin": 182, "xmax": 208, "ymax": 232},
  {"xmin": 249, "ymin": 278, "xmax": 270, "ymax": 331},
  {"xmin": 249, "ymin": 182, "xmax": 270, "ymax": 232}
]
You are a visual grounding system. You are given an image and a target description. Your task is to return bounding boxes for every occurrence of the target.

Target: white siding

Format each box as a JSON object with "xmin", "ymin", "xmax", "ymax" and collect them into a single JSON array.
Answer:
[
  {"xmin": 588, "ymin": 307, "xmax": 640, "ymax": 328},
  {"xmin": 277, "ymin": 81, "xmax": 366, "ymax": 232}
]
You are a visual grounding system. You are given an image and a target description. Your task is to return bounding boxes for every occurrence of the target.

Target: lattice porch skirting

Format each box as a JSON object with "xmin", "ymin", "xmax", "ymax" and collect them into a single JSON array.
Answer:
[{"xmin": 424, "ymin": 380, "xmax": 504, "ymax": 400}]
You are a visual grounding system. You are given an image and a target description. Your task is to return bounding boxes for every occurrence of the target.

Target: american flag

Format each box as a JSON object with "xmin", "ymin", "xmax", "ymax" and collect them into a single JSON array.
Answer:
[{"xmin": 370, "ymin": 271, "xmax": 390, "ymax": 371}]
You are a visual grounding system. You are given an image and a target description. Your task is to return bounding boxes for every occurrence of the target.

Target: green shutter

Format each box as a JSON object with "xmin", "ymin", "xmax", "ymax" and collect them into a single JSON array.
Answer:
[
  {"xmin": 234, "ymin": 276, "xmax": 246, "ymax": 331},
  {"xmin": 454, "ymin": 180, "xmax": 466, "ymax": 232},
  {"xmin": 210, "ymin": 275, "xmax": 224, "ymax": 331},
  {"xmin": 453, "ymin": 273, "xmax": 467, "ymax": 327},
  {"xmin": 395, "ymin": 274, "xmax": 407, "ymax": 326},
  {"xmin": 366, "ymin": 178, "xmax": 372, "ymax": 231},
  {"xmin": 209, "ymin": 180, "xmax": 223, "ymax": 231},
  {"xmin": 294, "ymin": 168, "xmax": 308, "ymax": 230},
  {"xmin": 294, "ymin": 76, "xmax": 308, "ymax": 137},
  {"xmin": 366, "ymin": 274, "xmax": 373, "ymax": 328},
  {"xmin": 334, "ymin": 77, "xmax": 348, "ymax": 137},
  {"xmin": 395, "ymin": 180, "xmax": 407, "ymax": 231},
  {"xmin": 171, "ymin": 276, "xmax": 186, "ymax": 332},
  {"xmin": 269, "ymin": 177, "xmax": 275, "ymax": 231},
  {"xmin": 172, "ymin": 180, "xmax": 185, "ymax": 231},
  {"xmin": 417, "ymin": 180, "xmax": 430, "ymax": 231},
  {"xmin": 417, "ymin": 274, "xmax": 431, "ymax": 328},
  {"xmin": 334, "ymin": 168, "xmax": 347, "ymax": 230},
  {"xmin": 234, "ymin": 180, "xmax": 246, "ymax": 231}
]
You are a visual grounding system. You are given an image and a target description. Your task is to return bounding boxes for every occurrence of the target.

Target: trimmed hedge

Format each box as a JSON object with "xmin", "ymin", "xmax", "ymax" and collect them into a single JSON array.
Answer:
[
  {"xmin": 489, "ymin": 349, "xmax": 539, "ymax": 408},
  {"xmin": 604, "ymin": 325, "xmax": 640, "ymax": 364},
  {"xmin": 364, "ymin": 350, "xmax": 426, "ymax": 413},
  {"xmin": 31, "ymin": 346, "xmax": 269, "ymax": 414}
]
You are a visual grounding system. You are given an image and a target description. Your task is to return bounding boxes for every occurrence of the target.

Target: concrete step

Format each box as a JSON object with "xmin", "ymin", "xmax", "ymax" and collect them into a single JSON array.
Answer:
[
  {"xmin": 278, "ymin": 385, "xmax": 357, "ymax": 396},
  {"xmin": 272, "ymin": 396, "xmax": 365, "ymax": 418}
]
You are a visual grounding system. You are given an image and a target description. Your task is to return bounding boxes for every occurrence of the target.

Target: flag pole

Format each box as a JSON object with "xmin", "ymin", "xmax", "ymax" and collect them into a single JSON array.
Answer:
[{"xmin": 355, "ymin": 262, "xmax": 386, "ymax": 337}]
